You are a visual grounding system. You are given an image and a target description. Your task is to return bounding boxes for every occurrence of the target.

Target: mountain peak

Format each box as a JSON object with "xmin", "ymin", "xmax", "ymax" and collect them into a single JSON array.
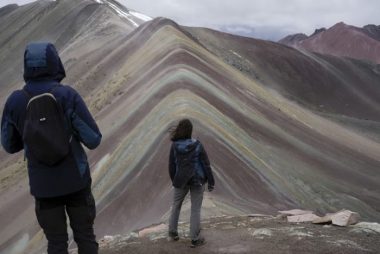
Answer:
[
  {"xmin": 0, "ymin": 3, "xmax": 18, "ymax": 16},
  {"xmin": 279, "ymin": 21, "xmax": 380, "ymax": 63},
  {"xmin": 310, "ymin": 27, "xmax": 326, "ymax": 37},
  {"xmin": 333, "ymin": 21, "xmax": 347, "ymax": 27},
  {"xmin": 362, "ymin": 24, "xmax": 380, "ymax": 41},
  {"xmin": 93, "ymin": 0, "xmax": 151, "ymax": 27},
  {"xmin": 278, "ymin": 33, "xmax": 308, "ymax": 46}
]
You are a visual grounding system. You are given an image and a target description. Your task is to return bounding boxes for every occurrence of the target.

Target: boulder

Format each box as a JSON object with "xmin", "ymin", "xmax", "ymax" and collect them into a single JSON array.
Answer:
[
  {"xmin": 331, "ymin": 210, "xmax": 360, "ymax": 226},
  {"xmin": 313, "ymin": 210, "xmax": 360, "ymax": 226},
  {"xmin": 287, "ymin": 213, "xmax": 321, "ymax": 223},
  {"xmin": 313, "ymin": 215, "xmax": 333, "ymax": 224},
  {"xmin": 278, "ymin": 209, "xmax": 313, "ymax": 216}
]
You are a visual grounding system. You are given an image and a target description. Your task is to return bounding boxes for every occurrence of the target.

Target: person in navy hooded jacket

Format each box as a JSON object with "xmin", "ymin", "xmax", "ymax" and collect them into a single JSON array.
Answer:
[
  {"xmin": 168, "ymin": 119, "xmax": 215, "ymax": 248},
  {"xmin": 1, "ymin": 42, "xmax": 102, "ymax": 254}
]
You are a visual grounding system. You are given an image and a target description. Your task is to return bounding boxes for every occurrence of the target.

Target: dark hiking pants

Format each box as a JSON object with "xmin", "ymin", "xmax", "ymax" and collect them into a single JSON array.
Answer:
[{"xmin": 35, "ymin": 185, "xmax": 98, "ymax": 254}]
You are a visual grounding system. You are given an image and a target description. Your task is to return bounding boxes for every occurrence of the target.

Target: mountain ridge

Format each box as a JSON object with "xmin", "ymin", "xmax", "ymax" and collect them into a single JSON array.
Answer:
[{"xmin": 279, "ymin": 22, "xmax": 380, "ymax": 64}]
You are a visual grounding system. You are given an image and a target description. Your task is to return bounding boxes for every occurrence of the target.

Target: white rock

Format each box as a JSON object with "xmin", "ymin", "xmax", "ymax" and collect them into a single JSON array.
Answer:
[
  {"xmin": 249, "ymin": 228, "xmax": 272, "ymax": 238},
  {"xmin": 129, "ymin": 232, "xmax": 139, "ymax": 238},
  {"xmin": 289, "ymin": 230, "xmax": 313, "ymax": 237},
  {"xmin": 313, "ymin": 215, "xmax": 333, "ymax": 224},
  {"xmin": 331, "ymin": 210, "xmax": 360, "ymax": 226},
  {"xmin": 329, "ymin": 239, "xmax": 369, "ymax": 251},
  {"xmin": 287, "ymin": 213, "xmax": 321, "ymax": 223},
  {"xmin": 103, "ymin": 235, "xmax": 115, "ymax": 241},
  {"xmin": 247, "ymin": 214, "xmax": 272, "ymax": 218},
  {"xmin": 100, "ymin": 235, "xmax": 121, "ymax": 243},
  {"xmin": 351, "ymin": 222, "xmax": 380, "ymax": 233},
  {"xmin": 279, "ymin": 209, "xmax": 313, "ymax": 216}
]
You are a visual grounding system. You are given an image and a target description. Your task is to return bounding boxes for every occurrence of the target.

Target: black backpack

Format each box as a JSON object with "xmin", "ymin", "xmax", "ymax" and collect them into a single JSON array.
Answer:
[
  {"xmin": 172, "ymin": 141, "xmax": 200, "ymax": 188},
  {"xmin": 22, "ymin": 87, "xmax": 71, "ymax": 166}
]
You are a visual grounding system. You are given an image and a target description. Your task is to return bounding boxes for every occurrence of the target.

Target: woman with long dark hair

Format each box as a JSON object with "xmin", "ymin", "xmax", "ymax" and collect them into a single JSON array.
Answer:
[{"xmin": 168, "ymin": 119, "xmax": 215, "ymax": 247}]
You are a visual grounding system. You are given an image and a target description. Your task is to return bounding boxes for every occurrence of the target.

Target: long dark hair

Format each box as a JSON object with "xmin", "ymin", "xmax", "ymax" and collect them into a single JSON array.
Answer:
[{"xmin": 170, "ymin": 119, "xmax": 193, "ymax": 141}]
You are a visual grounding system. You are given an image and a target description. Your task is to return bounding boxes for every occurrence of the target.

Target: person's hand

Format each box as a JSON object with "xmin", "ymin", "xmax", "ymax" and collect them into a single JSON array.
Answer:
[{"xmin": 208, "ymin": 185, "xmax": 214, "ymax": 192}]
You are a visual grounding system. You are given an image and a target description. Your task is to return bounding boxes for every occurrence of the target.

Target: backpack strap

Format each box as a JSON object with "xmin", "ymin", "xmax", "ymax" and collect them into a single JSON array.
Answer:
[
  {"xmin": 173, "ymin": 144, "xmax": 178, "ymax": 170},
  {"xmin": 22, "ymin": 85, "xmax": 59, "ymax": 101},
  {"xmin": 48, "ymin": 85, "xmax": 74, "ymax": 142},
  {"xmin": 194, "ymin": 140, "xmax": 201, "ymax": 153}
]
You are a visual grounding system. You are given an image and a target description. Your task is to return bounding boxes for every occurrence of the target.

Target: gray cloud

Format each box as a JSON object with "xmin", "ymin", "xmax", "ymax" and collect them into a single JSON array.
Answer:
[
  {"xmin": 119, "ymin": 0, "xmax": 380, "ymax": 40},
  {"xmin": 2, "ymin": 0, "xmax": 380, "ymax": 41}
]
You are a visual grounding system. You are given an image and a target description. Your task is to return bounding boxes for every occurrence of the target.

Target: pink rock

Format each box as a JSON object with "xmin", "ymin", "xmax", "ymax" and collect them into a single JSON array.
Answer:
[
  {"xmin": 312, "ymin": 215, "xmax": 332, "ymax": 224},
  {"xmin": 138, "ymin": 224, "xmax": 168, "ymax": 238},
  {"xmin": 279, "ymin": 209, "xmax": 314, "ymax": 216},
  {"xmin": 331, "ymin": 210, "xmax": 360, "ymax": 226},
  {"xmin": 287, "ymin": 213, "xmax": 321, "ymax": 223},
  {"xmin": 312, "ymin": 210, "xmax": 360, "ymax": 226}
]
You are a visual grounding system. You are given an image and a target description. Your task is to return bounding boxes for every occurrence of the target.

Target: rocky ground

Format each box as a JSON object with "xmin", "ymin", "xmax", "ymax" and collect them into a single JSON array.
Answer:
[{"xmin": 96, "ymin": 215, "xmax": 380, "ymax": 254}]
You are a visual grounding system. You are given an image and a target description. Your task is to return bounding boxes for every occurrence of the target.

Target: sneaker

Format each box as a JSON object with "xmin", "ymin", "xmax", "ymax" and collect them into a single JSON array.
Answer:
[
  {"xmin": 168, "ymin": 231, "xmax": 179, "ymax": 241},
  {"xmin": 190, "ymin": 238, "xmax": 205, "ymax": 248}
]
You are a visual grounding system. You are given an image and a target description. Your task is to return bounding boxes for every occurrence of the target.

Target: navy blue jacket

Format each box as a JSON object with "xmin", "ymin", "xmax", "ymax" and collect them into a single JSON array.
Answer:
[
  {"xmin": 1, "ymin": 42, "xmax": 102, "ymax": 198},
  {"xmin": 169, "ymin": 139, "xmax": 215, "ymax": 188}
]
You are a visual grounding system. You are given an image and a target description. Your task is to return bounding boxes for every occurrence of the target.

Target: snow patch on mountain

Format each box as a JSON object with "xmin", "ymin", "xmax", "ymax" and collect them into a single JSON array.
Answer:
[
  {"xmin": 94, "ymin": 0, "xmax": 151, "ymax": 27},
  {"xmin": 130, "ymin": 11, "xmax": 152, "ymax": 22},
  {"xmin": 106, "ymin": 1, "xmax": 138, "ymax": 26}
]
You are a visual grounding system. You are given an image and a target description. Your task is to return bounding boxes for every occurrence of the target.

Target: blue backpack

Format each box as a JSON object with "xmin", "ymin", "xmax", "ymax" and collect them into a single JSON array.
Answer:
[{"xmin": 173, "ymin": 141, "xmax": 200, "ymax": 188}]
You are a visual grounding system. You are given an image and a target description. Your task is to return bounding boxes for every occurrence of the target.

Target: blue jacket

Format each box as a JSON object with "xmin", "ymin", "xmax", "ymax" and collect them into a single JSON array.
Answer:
[
  {"xmin": 169, "ymin": 139, "xmax": 215, "ymax": 188},
  {"xmin": 1, "ymin": 42, "xmax": 102, "ymax": 198}
]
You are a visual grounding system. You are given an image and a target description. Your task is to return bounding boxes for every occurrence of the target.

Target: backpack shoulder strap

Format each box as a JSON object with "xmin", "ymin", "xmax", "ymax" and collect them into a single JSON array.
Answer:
[
  {"xmin": 22, "ymin": 84, "xmax": 59, "ymax": 100},
  {"xmin": 194, "ymin": 140, "xmax": 201, "ymax": 152}
]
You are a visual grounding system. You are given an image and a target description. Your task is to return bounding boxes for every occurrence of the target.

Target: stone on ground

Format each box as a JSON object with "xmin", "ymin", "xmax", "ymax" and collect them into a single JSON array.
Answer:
[
  {"xmin": 287, "ymin": 213, "xmax": 321, "ymax": 223},
  {"xmin": 331, "ymin": 210, "xmax": 360, "ymax": 226}
]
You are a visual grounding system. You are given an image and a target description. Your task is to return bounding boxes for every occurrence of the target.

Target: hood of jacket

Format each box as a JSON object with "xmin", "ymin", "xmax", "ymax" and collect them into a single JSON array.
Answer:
[
  {"xmin": 23, "ymin": 42, "xmax": 66, "ymax": 82},
  {"xmin": 174, "ymin": 139, "xmax": 199, "ymax": 154}
]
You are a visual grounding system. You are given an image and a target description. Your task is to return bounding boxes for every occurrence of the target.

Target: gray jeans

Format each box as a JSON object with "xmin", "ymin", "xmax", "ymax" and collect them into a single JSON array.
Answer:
[{"xmin": 169, "ymin": 184, "xmax": 205, "ymax": 241}]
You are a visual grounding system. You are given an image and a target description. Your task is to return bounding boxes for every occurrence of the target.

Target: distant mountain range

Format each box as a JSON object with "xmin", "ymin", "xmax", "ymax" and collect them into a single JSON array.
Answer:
[
  {"xmin": 279, "ymin": 22, "xmax": 380, "ymax": 64},
  {"xmin": 0, "ymin": 1, "xmax": 380, "ymax": 254}
]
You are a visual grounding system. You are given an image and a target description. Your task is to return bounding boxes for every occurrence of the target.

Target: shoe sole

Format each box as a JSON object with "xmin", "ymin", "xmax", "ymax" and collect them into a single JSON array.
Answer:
[
  {"xmin": 190, "ymin": 241, "xmax": 206, "ymax": 248},
  {"xmin": 167, "ymin": 237, "xmax": 179, "ymax": 242}
]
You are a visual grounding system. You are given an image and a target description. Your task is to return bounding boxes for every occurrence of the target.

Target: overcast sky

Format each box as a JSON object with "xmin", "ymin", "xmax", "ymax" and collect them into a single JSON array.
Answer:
[{"xmin": 1, "ymin": 0, "xmax": 380, "ymax": 40}]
